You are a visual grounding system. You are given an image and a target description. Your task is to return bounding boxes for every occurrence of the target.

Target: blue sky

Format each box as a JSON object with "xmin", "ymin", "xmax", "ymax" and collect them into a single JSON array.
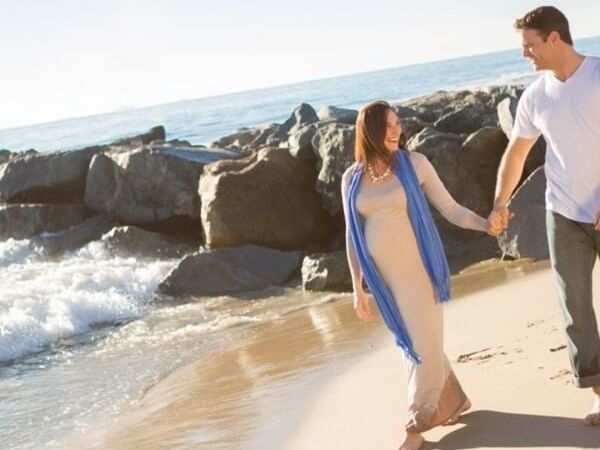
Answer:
[{"xmin": 1, "ymin": 0, "xmax": 598, "ymax": 129}]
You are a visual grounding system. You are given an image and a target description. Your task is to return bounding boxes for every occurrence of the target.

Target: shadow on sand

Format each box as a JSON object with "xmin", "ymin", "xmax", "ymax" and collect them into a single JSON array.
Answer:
[{"xmin": 427, "ymin": 410, "xmax": 600, "ymax": 449}]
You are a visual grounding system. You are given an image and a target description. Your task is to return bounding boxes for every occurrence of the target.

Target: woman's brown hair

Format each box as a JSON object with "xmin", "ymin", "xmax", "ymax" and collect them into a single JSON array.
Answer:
[{"xmin": 354, "ymin": 100, "xmax": 406, "ymax": 165}]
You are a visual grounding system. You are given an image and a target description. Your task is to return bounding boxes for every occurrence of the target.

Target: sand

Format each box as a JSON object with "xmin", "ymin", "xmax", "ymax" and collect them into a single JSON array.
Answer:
[
  {"xmin": 72, "ymin": 260, "xmax": 600, "ymax": 449},
  {"xmin": 283, "ymin": 261, "xmax": 600, "ymax": 450}
]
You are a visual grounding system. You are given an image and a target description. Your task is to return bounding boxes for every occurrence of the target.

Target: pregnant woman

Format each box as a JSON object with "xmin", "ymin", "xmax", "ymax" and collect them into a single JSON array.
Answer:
[{"xmin": 341, "ymin": 100, "xmax": 496, "ymax": 450}]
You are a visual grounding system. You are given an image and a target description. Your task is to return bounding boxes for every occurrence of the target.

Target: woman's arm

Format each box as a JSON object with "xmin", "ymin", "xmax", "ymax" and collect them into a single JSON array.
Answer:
[
  {"xmin": 340, "ymin": 168, "xmax": 365, "ymax": 294},
  {"xmin": 414, "ymin": 154, "xmax": 488, "ymax": 232},
  {"xmin": 341, "ymin": 167, "xmax": 372, "ymax": 321}
]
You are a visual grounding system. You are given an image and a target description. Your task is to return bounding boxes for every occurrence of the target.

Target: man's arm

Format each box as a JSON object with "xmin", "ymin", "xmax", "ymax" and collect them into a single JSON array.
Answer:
[{"xmin": 490, "ymin": 136, "xmax": 539, "ymax": 230}]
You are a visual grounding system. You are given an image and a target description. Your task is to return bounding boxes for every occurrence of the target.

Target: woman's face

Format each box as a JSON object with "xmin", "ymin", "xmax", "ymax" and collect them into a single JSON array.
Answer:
[{"xmin": 384, "ymin": 109, "xmax": 402, "ymax": 152}]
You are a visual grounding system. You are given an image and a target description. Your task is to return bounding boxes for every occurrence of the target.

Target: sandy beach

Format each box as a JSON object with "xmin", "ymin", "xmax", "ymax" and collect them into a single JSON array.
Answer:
[
  {"xmin": 66, "ymin": 258, "xmax": 600, "ymax": 450},
  {"xmin": 284, "ymin": 261, "xmax": 600, "ymax": 450}
]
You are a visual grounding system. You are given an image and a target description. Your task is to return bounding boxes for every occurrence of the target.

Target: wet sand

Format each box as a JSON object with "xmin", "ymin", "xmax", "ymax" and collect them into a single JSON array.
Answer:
[{"xmin": 70, "ymin": 259, "xmax": 600, "ymax": 449}]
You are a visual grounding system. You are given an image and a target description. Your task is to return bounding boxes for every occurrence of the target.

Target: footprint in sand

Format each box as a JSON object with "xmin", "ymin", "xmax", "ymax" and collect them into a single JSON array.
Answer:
[{"xmin": 550, "ymin": 368, "xmax": 571, "ymax": 381}]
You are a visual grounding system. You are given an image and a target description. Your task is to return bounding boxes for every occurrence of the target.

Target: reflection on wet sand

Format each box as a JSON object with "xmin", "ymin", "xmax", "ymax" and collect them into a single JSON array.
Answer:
[{"xmin": 74, "ymin": 296, "xmax": 382, "ymax": 450}]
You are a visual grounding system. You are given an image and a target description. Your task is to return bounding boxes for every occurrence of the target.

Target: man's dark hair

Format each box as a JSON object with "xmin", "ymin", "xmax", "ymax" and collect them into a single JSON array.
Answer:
[{"xmin": 514, "ymin": 6, "xmax": 573, "ymax": 45}]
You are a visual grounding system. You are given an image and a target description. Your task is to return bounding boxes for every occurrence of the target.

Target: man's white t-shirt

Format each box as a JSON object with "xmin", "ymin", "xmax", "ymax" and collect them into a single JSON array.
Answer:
[{"xmin": 512, "ymin": 56, "xmax": 600, "ymax": 224}]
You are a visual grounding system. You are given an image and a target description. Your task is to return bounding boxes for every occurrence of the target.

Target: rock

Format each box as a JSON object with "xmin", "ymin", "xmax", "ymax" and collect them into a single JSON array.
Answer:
[
  {"xmin": 301, "ymin": 251, "xmax": 351, "ymax": 292},
  {"xmin": 101, "ymin": 225, "xmax": 197, "ymax": 259},
  {"xmin": 460, "ymin": 126, "xmax": 508, "ymax": 205},
  {"xmin": 318, "ymin": 106, "xmax": 358, "ymax": 125},
  {"xmin": 288, "ymin": 123, "xmax": 318, "ymax": 160},
  {"xmin": 159, "ymin": 244, "xmax": 303, "ymax": 296},
  {"xmin": 0, "ymin": 203, "xmax": 89, "ymax": 240},
  {"xmin": 85, "ymin": 146, "xmax": 238, "ymax": 229},
  {"xmin": 199, "ymin": 147, "xmax": 334, "ymax": 250},
  {"xmin": 0, "ymin": 146, "xmax": 104, "ymax": 203},
  {"xmin": 34, "ymin": 214, "xmax": 116, "ymax": 256},
  {"xmin": 496, "ymin": 96, "xmax": 546, "ymax": 177},
  {"xmin": 311, "ymin": 123, "xmax": 356, "ymax": 218},
  {"xmin": 0, "ymin": 149, "xmax": 12, "ymax": 164},
  {"xmin": 498, "ymin": 167, "xmax": 548, "ymax": 260},
  {"xmin": 400, "ymin": 116, "xmax": 427, "ymax": 142},
  {"xmin": 110, "ymin": 126, "xmax": 166, "ymax": 146},
  {"xmin": 269, "ymin": 103, "xmax": 318, "ymax": 143},
  {"xmin": 434, "ymin": 105, "xmax": 485, "ymax": 134}
]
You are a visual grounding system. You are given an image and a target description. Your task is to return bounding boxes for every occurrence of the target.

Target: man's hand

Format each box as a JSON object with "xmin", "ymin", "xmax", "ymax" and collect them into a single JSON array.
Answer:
[
  {"xmin": 487, "ymin": 205, "xmax": 515, "ymax": 236},
  {"xmin": 595, "ymin": 211, "xmax": 600, "ymax": 231}
]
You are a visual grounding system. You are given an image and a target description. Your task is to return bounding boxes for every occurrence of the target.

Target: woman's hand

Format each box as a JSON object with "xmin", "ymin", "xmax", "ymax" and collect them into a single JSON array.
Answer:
[{"xmin": 353, "ymin": 290, "xmax": 373, "ymax": 322}]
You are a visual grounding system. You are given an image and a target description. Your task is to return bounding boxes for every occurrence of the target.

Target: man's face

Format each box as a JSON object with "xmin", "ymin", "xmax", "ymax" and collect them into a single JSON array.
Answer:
[{"xmin": 519, "ymin": 28, "xmax": 556, "ymax": 71}]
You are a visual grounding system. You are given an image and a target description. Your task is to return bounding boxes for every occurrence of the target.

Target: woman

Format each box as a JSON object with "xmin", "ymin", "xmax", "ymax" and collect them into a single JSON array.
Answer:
[{"xmin": 341, "ymin": 100, "xmax": 497, "ymax": 450}]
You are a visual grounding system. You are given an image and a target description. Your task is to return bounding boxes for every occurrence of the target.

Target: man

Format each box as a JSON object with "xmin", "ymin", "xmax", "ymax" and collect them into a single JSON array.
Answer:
[{"xmin": 490, "ymin": 6, "xmax": 600, "ymax": 425}]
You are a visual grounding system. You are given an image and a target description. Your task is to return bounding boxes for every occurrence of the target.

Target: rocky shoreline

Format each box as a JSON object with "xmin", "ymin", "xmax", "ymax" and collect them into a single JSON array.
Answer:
[{"xmin": 0, "ymin": 85, "xmax": 549, "ymax": 297}]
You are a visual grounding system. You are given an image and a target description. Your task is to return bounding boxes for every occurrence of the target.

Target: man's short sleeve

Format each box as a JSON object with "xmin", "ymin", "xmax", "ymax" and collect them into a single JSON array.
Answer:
[{"xmin": 511, "ymin": 90, "xmax": 541, "ymax": 140}]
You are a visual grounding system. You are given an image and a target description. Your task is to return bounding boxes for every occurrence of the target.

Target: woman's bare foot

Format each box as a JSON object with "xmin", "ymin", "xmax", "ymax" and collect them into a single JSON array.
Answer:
[
  {"xmin": 444, "ymin": 398, "xmax": 472, "ymax": 425},
  {"xmin": 583, "ymin": 386, "xmax": 600, "ymax": 426},
  {"xmin": 398, "ymin": 431, "xmax": 424, "ymax": 450}
]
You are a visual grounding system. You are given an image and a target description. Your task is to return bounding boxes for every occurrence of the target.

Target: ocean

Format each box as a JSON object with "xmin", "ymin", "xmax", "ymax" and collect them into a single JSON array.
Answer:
[{"xmin": 1, "ymin": 36, "xmax": 599, "ymax": 450}]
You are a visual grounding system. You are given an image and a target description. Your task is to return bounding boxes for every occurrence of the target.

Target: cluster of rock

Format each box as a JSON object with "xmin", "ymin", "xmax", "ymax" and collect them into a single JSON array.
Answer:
[{"xmin": 0, "ymin": 85, "xmax": 548, "ymax": 297}]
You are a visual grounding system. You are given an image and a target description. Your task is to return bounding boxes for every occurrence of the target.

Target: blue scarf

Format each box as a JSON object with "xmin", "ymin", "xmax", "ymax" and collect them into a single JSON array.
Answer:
[{"xmin": 347, "ymin": 149, "xmax": 451, "ymax": 363}]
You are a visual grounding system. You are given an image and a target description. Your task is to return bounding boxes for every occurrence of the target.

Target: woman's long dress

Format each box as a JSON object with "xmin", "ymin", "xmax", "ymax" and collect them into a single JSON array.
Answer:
[{"xmin": 348, "ymin": 151, "xmax": 487, "ymax": 432}]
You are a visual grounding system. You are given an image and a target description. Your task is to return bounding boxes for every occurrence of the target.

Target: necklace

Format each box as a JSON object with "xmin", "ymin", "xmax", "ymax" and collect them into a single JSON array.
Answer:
[{"xmin": 366, "ymin": 163, "xmax": 391, "ymax": 183}]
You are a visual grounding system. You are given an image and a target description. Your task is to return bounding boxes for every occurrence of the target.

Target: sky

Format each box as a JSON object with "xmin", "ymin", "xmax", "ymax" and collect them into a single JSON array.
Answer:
[{"xmin": 1, "ymin": 0, "xmax": 599, "ymax": 130}]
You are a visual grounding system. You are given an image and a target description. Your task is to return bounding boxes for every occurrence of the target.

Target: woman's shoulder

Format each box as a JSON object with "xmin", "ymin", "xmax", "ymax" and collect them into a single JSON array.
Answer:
[
  {"xmin": 342, "ymin": 162, "xmax": 360, "ymax": 180},
  {"xmin": 406, "ymin": 150, "xmax": 429, "ymax": 169}
]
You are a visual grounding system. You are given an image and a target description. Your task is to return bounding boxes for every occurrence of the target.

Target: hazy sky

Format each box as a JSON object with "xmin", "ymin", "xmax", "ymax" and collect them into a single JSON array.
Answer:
[{"xmin": 1, "ymin": 0, "xmax": 598, "ymax": 129}]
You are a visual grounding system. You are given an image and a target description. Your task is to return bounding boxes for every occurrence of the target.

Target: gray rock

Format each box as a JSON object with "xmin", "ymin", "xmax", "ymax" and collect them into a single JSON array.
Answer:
[
  {"xmin": 34, "ymin": 214, "xmax": 116, "ymax": 256},
  {"xmin": 199, "ymin": 147, "xmax": 334, "ymax": 250},
  {"xmin": 434, "ymin": 105, "xmax": 485, "ymax": 134},
  {"xmin": 498, "ymin": 167, "xmax": 548, "ymax": 260},
  {"xmin": 496, "ymin": 96, "xmax": 546, "ymax": 177},
  {"xmin": 85, "ymin": 146, "xmax": 238, "ymax": 226},
  {"xmin": 311, "ymin": 123, "xmax": 356, "ymax": 218},
  {"xmin": 461, "ymin": 126, "xmax": 508, "ymax": 206},
  {"xmin": 0, "ymin": 203, "xmax": 89, "ymax": 240},
  {"xmin": 101, "ymin": 225, "xmax": 197, "ymax": 259},
  {"xmin": 110, "ymin": 126, "xmax": 166, "ymax": 147},
  {"xmin": 269, "ymin": 103, "xmax": 319, "ymax": 143},
  {"xmin": 301, "ymin": 251, "xmax": 351, "ymax": 292},
  {"xmin": 159, "ymin": 244, "xmax": 303, "ymax": 296},
  {"xmin": 400, "ymin": 116, "xmax": 427, "ymax": 142},
  {"xmin": 0, "ymin": 146, "xmax": 104, "ymax": 203},
  {"xmin": 0, "ymin": 149, "xmax": 12, "ymax": 164},
  {"xmin": 318, "ymin": 106, "xmax": 358, "ymax": 125},
  {"xmin": 288, "ymin": 123, "xmax": 318, "ymax": 160}
]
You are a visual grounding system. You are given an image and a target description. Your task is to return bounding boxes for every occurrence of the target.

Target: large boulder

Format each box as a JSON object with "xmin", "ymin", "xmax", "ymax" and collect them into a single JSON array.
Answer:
[
  {"xmin": 498, "ymin": 167, "xmax": 548, "ymax": 260},
  {"xmin": 85, "ymin": 146, "xmax": 238, "ymax": 229},
  {"xmin": 199, "ymin": 147, "xmax": 334, "ymax": 250},
  {"xmin": 301, "ymin": 251, "xmax": 351, "ymax": 292},
  {"xmin": 0, "ymin": 204, "xmax": 89, "ymax": 240},
  {"xmin": 0, "ymin": 146, "xmax": 104, "ymax": 203},
  {"xmin": 159, "ymin": 245, "xmax": 303, "ymax": 296},
  {"xmin": 311, "ymin": 123, "xmax": 356, "ymax": 218},
  {"xmin": 460, "ymin": 126, "xmax": 508, "ymax": 206}
]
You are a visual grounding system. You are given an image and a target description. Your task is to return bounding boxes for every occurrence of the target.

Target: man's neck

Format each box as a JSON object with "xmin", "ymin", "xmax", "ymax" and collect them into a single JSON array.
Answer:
[{"xmin": 551, "ymin": 48, "xmax": 585, "ymax": 82}]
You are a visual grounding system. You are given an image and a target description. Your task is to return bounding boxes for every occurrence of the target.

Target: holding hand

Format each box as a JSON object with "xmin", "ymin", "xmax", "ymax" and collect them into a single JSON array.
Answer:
[
  {"xmin": 353, "ymin": 289, "xmax": 373, "ymax": 322},
  {"xmin": 487, "ymin": 205, "xmax": 514, "ymax": 236}
]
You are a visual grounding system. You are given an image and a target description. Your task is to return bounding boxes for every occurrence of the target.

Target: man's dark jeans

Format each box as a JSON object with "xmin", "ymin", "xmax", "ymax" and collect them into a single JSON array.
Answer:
[{"xmin": 547, "ymin": 210, "xmax": 600, "ymax": 388}]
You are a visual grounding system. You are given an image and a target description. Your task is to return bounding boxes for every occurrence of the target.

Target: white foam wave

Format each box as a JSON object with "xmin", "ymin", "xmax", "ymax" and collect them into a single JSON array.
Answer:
[{"xmin": 0, "ymin": 240, "xmax": 176, "ymax": 362}]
